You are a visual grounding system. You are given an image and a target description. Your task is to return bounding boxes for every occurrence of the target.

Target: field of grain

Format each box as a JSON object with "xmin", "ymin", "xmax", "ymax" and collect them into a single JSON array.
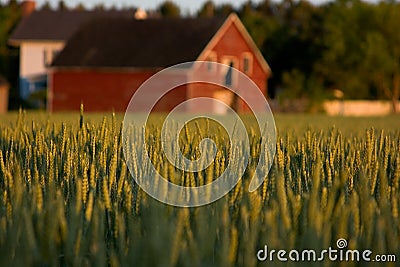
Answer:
[{"xmin": 0, "ymin": 110, "xmax": 399, "ymax": 266}]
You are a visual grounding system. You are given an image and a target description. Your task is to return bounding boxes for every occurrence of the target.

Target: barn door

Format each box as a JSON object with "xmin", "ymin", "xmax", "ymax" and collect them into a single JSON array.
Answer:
[
  {"xmin": 216, "ymin": 57, "xmax": 239, "ymax": 113},
  {"xmin": 213, "ymin": 90, "xmax": 233, "ymax": 114}
]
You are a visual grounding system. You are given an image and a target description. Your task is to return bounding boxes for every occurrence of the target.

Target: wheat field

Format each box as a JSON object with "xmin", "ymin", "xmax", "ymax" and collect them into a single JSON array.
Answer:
[{"xmin": 0, "ymin": 110, "xmax": 399, "ymax": 266}]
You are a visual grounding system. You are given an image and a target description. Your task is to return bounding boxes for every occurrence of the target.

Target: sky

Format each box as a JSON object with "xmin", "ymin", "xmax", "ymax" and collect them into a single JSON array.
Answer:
[
  {"xmin": 2, "ymin": 0, "xmax": 331, "ymax": 15},
  {"xmin": 37, "ymin": 0, "xmax": 268, "ymax": 13}
]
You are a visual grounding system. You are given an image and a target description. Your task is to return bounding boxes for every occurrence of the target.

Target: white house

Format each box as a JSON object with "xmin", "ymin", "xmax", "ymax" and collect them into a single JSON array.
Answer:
[{"xmin": 9, "ymin": 1, "xmax": 134, "ymax": 103}]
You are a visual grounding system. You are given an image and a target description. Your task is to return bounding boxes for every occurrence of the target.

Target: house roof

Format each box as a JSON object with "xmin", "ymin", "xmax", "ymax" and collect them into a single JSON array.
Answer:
[
  {"xmin": 9, "ymin": 10, "xmax": 134, "ymax": 44},
  {"xmin": 51, "ymin": 16, "xmax": 226, "ymax": 68},
  {"xmin": 198, "ymin": 13, "xmax": 271, "ymax": 74}
]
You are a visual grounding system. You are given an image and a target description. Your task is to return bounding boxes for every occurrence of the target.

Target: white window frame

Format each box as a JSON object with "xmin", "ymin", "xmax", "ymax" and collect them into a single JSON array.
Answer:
[
  {"xmin": 241, "ymin": 52, "xmax": 253, "ymax": 75},
  {"xmin": 43, "ymin": 48, "xmax": 60, "ymax": 67},
  {"xmin": 43, "ymin": 48, "xmax": 51, "ymax": 67},
  {"xmin": 206, "ymin": 51, "xmax": 217, "ymax": 72},
  {"xmin": 220, "ymin": 56, "xmax": 239, "ymax": 88}
]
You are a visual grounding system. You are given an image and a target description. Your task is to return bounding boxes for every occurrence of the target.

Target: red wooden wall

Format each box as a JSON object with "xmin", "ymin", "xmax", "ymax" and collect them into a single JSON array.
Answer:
[
  {"xmin": 50, "ymin": 70, "xmax": 188, "ymax": 112},
  {"xmin": 201, "ymin": 20, "xmax": 268, "ymax": 98},
  {"xmin": 50, "ymin": 70, "xmax": 153, "ymax": 112},
  {"xmin": 49, "ymin": 19, "xmax": 269, "ymax": 113}
]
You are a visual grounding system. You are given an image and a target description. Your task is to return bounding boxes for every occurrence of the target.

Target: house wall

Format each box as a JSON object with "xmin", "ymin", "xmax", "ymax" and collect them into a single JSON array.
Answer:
[
  {"xmin": 209, "ymin": 23, "xmax": 267, "ymax": 96},
  {"xmin": 187, "ymin": 82, "xmax": 225, "ymax": 113},
  {"xmin": 20, "ymin": 41, "xmax": 64, "ymax": 100},
  {"xmin": 324, "ymin": 100, "xmax": 400, "ymax": 116},
  {"xmin": 50, "ymin": 69, "xmax": 188, "ymax": 112},
  {"xmin": 49, "ymin": 16, "xmax": 270, "ymax": 113},
  {"xmin": 21, "ymin": 42, "xmax": 64, "ymax": 77},
  {"xmin": 195, "ymin": 20, "xmax": 269, "ymax": 113}
]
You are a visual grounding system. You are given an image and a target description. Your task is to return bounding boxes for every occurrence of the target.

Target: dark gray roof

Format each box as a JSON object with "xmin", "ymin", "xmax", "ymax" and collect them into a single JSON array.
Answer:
[
  {"xmin": 9, "ymin": 10, "xmax": 134, "ymax": 42},
  {"xmin": 52, "ymin": 16, "xmax": 226, "ymax": 68}
]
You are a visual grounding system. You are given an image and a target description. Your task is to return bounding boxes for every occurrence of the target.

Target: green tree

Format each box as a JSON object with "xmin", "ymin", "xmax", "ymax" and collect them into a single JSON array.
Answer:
[
  {"xmin": 240, "ymin": 0, "xmax": 324, "ymax": 99},
  {"xmin": 0, "ymin": 2, "xmax": 21, "ymax": 109},
  {"xmin": 41, "ymin": 1, "xmax": 52, "ymax": 10},
  {"xmin": 315, "ymin": 0, "xmax": 375, "ymax": 99},
  {"xmin": 215, "ymin": 3, "xmax": 234, "ymax": 16},
  {"xmin": 74, "ymin": 3, "xmax": 86, "ymax": 11},
  {"xmin": 315, "ymin": 0, "xmax": 400, "ymax": 112},
  {"xmin": 58, "ymin": 0, "xmax": 67, "ymax": 11},
  {"xmin": 256, "ymin": 0, "xmax": 275, "ymax": 16},
  {"xmin": 198, "ymin": 1, "xmax": 215, "ymax": 17},
  {"xmin": 361, "ymin": 2, "xmax": 400, "ymax": 112},
  {"xmin": 93, "ymin": 3, "xmax": 105, "ymax": 11},
  {"xmin": 239, "ymin": 2, "xmax": 275, "ymax": 49},
  {"xmin": 158, "ymin": 1, "xmax": 180, "ymax": 18}
]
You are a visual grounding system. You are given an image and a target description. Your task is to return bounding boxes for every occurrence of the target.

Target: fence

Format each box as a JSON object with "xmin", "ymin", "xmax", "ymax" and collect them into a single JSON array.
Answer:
[
  {"xmin": 323, "ymin": 100, "xmax": 400, "ymax": 116},
  {"xmin": 0, "ymin": 83, "xmax": 9, "ymax": 114}
]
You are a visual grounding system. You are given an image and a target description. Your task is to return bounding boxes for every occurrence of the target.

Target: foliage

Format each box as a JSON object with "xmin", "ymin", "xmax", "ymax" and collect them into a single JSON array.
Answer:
[
  {"xmin": 0, "ymin": 112, "xmax": 399, "ymax": 266},
  {"xmin": 0, "ymin": 1, "xmax": 21, "ymax": 109},
  {"xmin": 198, "ymin": 1, "xmax": 235, "ymax": 17},
  {"xmin": 158, "ymin": 1, "xmax": 181, "ymax": 18},
  {"xmin": 1, "ymin": 0, "xmax": 400, "ymax": 110},
  {"xmin": 236, "ymin": 0, "xmax": 400, "ymax": 106}
]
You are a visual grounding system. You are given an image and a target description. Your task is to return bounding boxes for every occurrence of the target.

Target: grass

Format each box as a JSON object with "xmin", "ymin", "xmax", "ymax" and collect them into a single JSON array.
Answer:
[
  {"xmin": 1, "ymin": 111, "xmax": 399, "ymax": 133},
  {"xmin": 0, "ymin": 111, "xmax": 399, "ymax": 266}
]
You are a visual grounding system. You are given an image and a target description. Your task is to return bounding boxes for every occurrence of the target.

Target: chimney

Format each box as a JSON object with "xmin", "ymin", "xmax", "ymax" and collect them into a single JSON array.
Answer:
[
  {"xmin": 134, "ymin": 8, "xmax": 147, "ymax": 20},
  {"xmin": 21, "ymin": 0, "xmax": 36, "ymax": 17}
]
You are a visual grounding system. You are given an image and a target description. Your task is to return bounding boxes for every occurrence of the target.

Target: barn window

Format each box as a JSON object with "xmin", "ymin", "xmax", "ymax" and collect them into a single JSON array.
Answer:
[
  {"xmin": 43, "ymin": 49, "xmax": 60, "ymax": 67},
  {"xmin": 242, "ymin": 52, "xmax": 253, "ymax": 75},
  {"xmin": 225, "ymin": 62, "xmax": 234, "ymax": 86},
  {"xmin": 207, "ymin": 51, "xmax": 217, "ymax": 72},
  {"xmin": 43, "ymin": 49, "xmax": 51, "ymax": 67},
  {"xmin": 243, "ymin": 58, "xmax": 250, "ymax": 72},
  {"xmin": 52, "ymin": 50, "xmax": 60, "ymax": 61},
  {"xmin": 221, "ymin": 56, "xmax": 238, "ymax": 88}
]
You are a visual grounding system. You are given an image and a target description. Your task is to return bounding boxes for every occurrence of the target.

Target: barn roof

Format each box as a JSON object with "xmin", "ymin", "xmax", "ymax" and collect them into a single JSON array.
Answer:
[
  {"xmin": 51, "ymin": 16, "xmax": 226, "ymax": 68},
  {"xmin": 9, "ymin": 10, "xmax": 134, "ymax": 43}
]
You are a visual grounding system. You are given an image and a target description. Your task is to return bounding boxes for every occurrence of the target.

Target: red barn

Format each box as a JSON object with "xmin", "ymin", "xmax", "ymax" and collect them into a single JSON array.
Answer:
[{"xmin": 49, "ymin": 13, "xmax": 271, "ymax": 113}]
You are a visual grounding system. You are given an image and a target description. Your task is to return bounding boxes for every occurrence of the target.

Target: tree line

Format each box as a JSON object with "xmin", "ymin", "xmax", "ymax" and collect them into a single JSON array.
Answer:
[{"xmin": 0, "ymin": 0, "xmax": 399, "ymax": 111}]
